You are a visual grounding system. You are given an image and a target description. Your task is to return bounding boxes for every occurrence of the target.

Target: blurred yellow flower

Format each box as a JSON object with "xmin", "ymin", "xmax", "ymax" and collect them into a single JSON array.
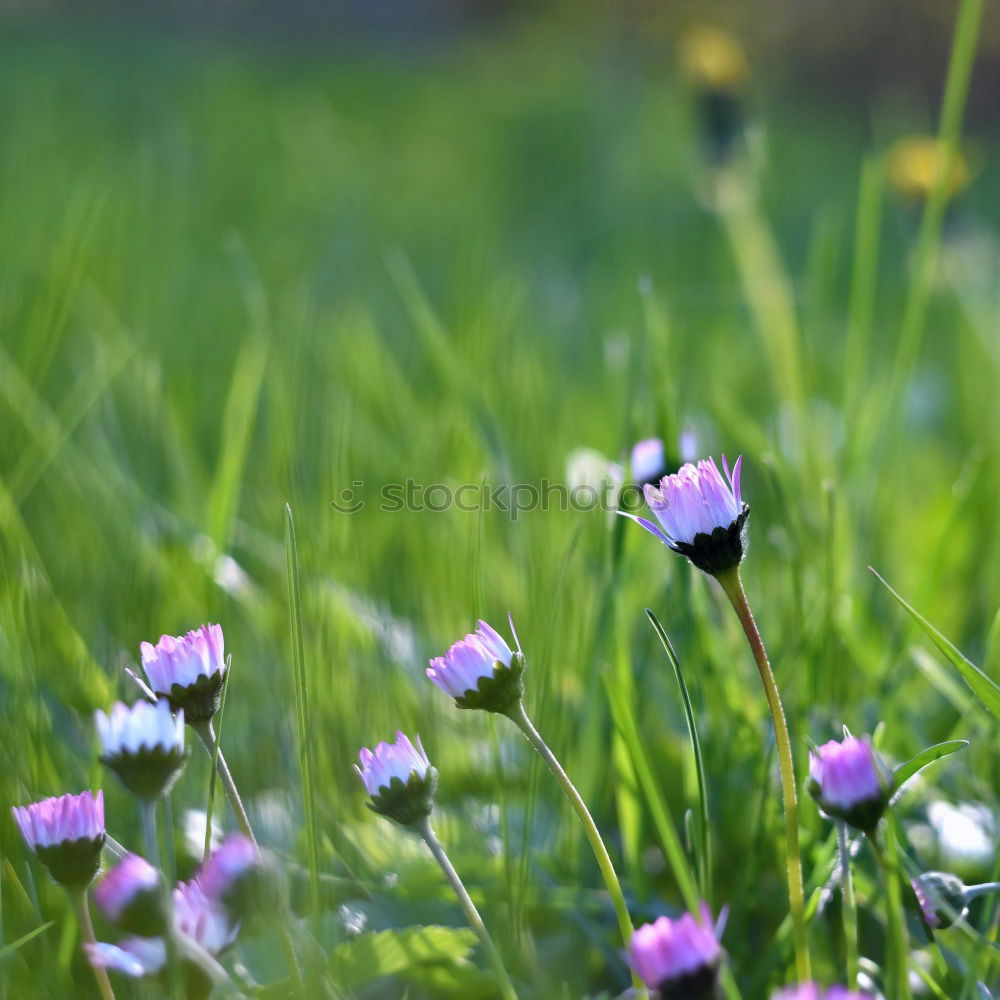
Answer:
[
  {"xmin": 887, "ymin": 135, "xmax": 970, "ymax": 200},
  {"xmin": 679, "ymin": 26, "xmax": 749, "ymax": 91}
]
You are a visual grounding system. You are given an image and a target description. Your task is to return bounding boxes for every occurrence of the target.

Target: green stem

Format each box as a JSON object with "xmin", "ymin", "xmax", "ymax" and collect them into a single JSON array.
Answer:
[
  {"xmin": 964, "ymin": 882, "xmax": 1000, "ymax": 901},
  {"xmin": 717, "ymin": 567, "xmax": 810, "ymax": 983},
  {"xmin": 414, "ymin": 817, "xmax": 518, "ymax": 1000},
  {"xmin": 175, "ymin": 931, "xmax": 233, "ymax": 989},
  {"xmin": 139, "ymin": 799, "xmax": 161, "ymax": 869},
  {"xmin": 69, "ymin": 887, "xmax": 116, "ymax": 1000},
  {"xmin": 507, "ymin": 700, "xmax": 643, "ymax": 996},
  {"xmin": 838, "ymin": 823, "xmax": 859, "ymax": 990},
  {"xmin": 140, "ymin": 800, "xmax": 182, "ymax": 1000},
  {"xmin": 193, "ymin": 719, "xmax": 258, "ymax": 847},
  {"xmin": 870, "ymin": 830, "xmax": 913, "ymax": 1000},
  {"xmin": 279, "ymin": 924, "xmax": 305, "ymax": 994}
]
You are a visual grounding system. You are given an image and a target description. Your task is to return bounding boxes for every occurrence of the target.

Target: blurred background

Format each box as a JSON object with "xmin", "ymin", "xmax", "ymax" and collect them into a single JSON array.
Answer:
[{"xmin": 0, "ymin": 0, "xmax": 998, "ymax": 996}]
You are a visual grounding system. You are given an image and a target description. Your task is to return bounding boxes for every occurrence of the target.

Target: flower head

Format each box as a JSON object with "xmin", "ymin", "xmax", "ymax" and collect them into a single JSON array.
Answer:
[
  {"xmin": 911, "ymin": 871, "xmax": 968, "ymax": 930},
  {"xmin": 173, "ymin": 879, "xmax": 240, "ymax": 956},
  {"xmin": 141, "ymin": 624, "xmax": 226, "ymax": 723},
  {"xmin": 198, "ymin": 833, "xmax": 257, "ymax": 901},
  {"xmin": 427, "ymin": 619, "xmax": 525, "ymax": 714},
  {"xmin": 631, "ymin": 438, "xmax": 668, "ymax": 487},
  {"xmin": 12, "ymin": 790, "xmax": 105, "ymax": 887},
  {"xmin": 680, "ymin": 25, "xmax": 749, "ymax": 92},
  {"xmin": 197, "ymin": 833, "xmax": 280, "ymax": 923},
  {"xmin": 96, "ymin": 699, "xmax": 187, "ymax": 800},
  {"xmin": 94, "ymin": 853, "xmax": 165, "ymax": 936},
  {"xmin": 626, "ymin": 904, "xmax": 722, "ymax": 997},
  {"xmin": 356, "ymin": 731, "xmax": 437, "ymax": 827},
  {"xmin": 621, "ymin": 455, "xmax": 749, "ymax": 576},
  {"xmin": 808, "ymin": 735, "xmax": 888, "ymax": 833},
  {"xmin": 771, "ymin": 986, "xmax": 871, "ymax": 1000}
]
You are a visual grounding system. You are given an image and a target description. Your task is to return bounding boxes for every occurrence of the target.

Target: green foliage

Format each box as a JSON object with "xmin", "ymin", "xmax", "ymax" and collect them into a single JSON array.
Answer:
[{"xmin": 331, "ymin": 925, "xmax": 478, "ymax": 991}]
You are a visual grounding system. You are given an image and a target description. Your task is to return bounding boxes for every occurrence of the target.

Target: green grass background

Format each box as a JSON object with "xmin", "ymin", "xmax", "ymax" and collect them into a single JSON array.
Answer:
[{"xmin": 0, "ymin": 12, "xmax": 999, "ymax": 998}]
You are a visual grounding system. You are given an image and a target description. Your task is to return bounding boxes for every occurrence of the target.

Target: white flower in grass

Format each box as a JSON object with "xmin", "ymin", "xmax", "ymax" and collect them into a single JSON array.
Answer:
[
  {"xmin": 427, "ymin": 619, "xmax": 525, "ymax": 715},
  {"xmin": 621, "ymin": 455, "xmax": 749, "ymax": 575},
  {"xmin": 141, "ymin": 624, "xmax": 226, "ymax": 723},
  {"xmin": 355, "ymin": 731, "xmax": 437, "ymax": 827},
  {"xmin": 96, "ymin": 699, "xmax": 187, "ymax": 800}
]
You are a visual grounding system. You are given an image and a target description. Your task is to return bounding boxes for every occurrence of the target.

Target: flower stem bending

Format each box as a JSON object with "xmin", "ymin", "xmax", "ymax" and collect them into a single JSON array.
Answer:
[
  {"xmin": 192, "ymin": 719, "xmax": 258, "ymax": 848},
  {"xmin": 69, "ymin": 887, "xmax": 116, "ymax": 1000},
  {"xmin": 414, "ymin": 816, "xmax": 518, "ymax": 1000},
  {"xmin": 506, "ymin": 700, "xmax": 643, "ymax": 995},
  {"xmin": 716, "ymin": 567, "xmax": 810, "ymax": 983}
]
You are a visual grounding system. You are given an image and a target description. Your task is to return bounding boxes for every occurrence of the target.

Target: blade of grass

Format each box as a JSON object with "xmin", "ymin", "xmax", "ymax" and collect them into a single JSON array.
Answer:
[
  {"xmin": 0, "ymin": 921, "xmax": 54, "ymax": 963},
  {"xmin": 285, "ymin": 503, "xmax": 320, "ymax": 918},
  {"xmin": 645, "ymin": 609, "xmax": 712, "ymax": 903},
  {"xmin": 603, "ymin": 676, "xmax": 699, "ymax": 912},
  {"xmin": 871, "ymin": 568, "xmax": 1000, "ymax": 717},
  {"xmin": 203, "ymin": 666, "xmax": 233, "ymax": 863}
]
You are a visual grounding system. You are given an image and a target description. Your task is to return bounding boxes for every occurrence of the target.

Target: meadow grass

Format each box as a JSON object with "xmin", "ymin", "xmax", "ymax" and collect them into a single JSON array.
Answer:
[{"xmin": 0, "ymin": 8, "xmax": 998, "ymax": 997}]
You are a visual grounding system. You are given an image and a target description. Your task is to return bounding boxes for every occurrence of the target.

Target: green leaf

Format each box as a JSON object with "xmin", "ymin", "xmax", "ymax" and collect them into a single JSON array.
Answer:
[
  {"xmin": 871, "ymin": 568, "xmax": 1000, "ymax": 718},
  {"xmin": 892, "ymin": 740, "xmax": 968, "ymax": 792},
  {"xmin": 402, "ymin": 960, "xmax": 500, "ymax": 998},
  {"xmin": 331, "ymin": 925, "xmax": 478, "ymax": 989}
]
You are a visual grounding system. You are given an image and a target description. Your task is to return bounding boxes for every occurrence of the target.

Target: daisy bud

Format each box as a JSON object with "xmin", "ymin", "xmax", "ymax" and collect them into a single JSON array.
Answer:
[
  {"xmin": 199, "ymin": 833, "xmax": 282, "ymax": 924},
  {"xmin": 808, "ymin": 736, "xmax": 890, "ymax": 833},
  {"xmin": 771, "ymin": 986, "xmax": 871, "ymax": 1000},
  {"xmin": 96, "ymin": 699, "xmax": 187, "ymax": 800},
  {"xmin": 355, "ymin": 731, "xmax": 437, "ymax": 827},
  {"xmin": 12, "ymin": 790, "xmax": 106, "ymax": 888},
  {"xmin": 94, "ymin": 853, "xmax": 166, "ymax": 936},
  {"xmin": 141, "ymin": 624, "xmax": 226, "ymax": 723},
  {"xmin": 620, "ymin": 455, "xmax": 749, "ymax": 576},
  {"xmin": 626, "ymin": 903, "xmax": 722, "ymax": 999},
  {"xmin": 631, "ymin": 437, "xmax": 669, "ymax": 488},
  {"xmin": 911, "ymin": 871, "xmax": 968, "ymax": 930},
  {"xmin": 427, "ymin": 619, "xmax": 525, "ymax": 715}
]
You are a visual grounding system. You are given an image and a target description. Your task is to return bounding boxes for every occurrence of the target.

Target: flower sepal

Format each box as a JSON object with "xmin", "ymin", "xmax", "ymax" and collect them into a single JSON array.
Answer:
[
  {"xmin": 367, "ymin": 767, "xmax": 439, "ymax": 827},
  {"xmin": 35, "ymin": 833, "xmax": 107, "ymax": 889},
  {"xmin": 164, "ymin": 670, "xmax": 225, "ymax": 724},
  {"xmin": 103, "ymin": 743, "xmax": 190, "ymax": 801},
  {"xmin": 454, "ymin": 651, "xmax": 526, "ymax": 715},
  {"xmin": 656, "ymin": 959, "xmax": 722, "ymax": 1000},
  {"xmin": 672, "ymin": 503, "xmax": 750, "ymax": 576}
]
